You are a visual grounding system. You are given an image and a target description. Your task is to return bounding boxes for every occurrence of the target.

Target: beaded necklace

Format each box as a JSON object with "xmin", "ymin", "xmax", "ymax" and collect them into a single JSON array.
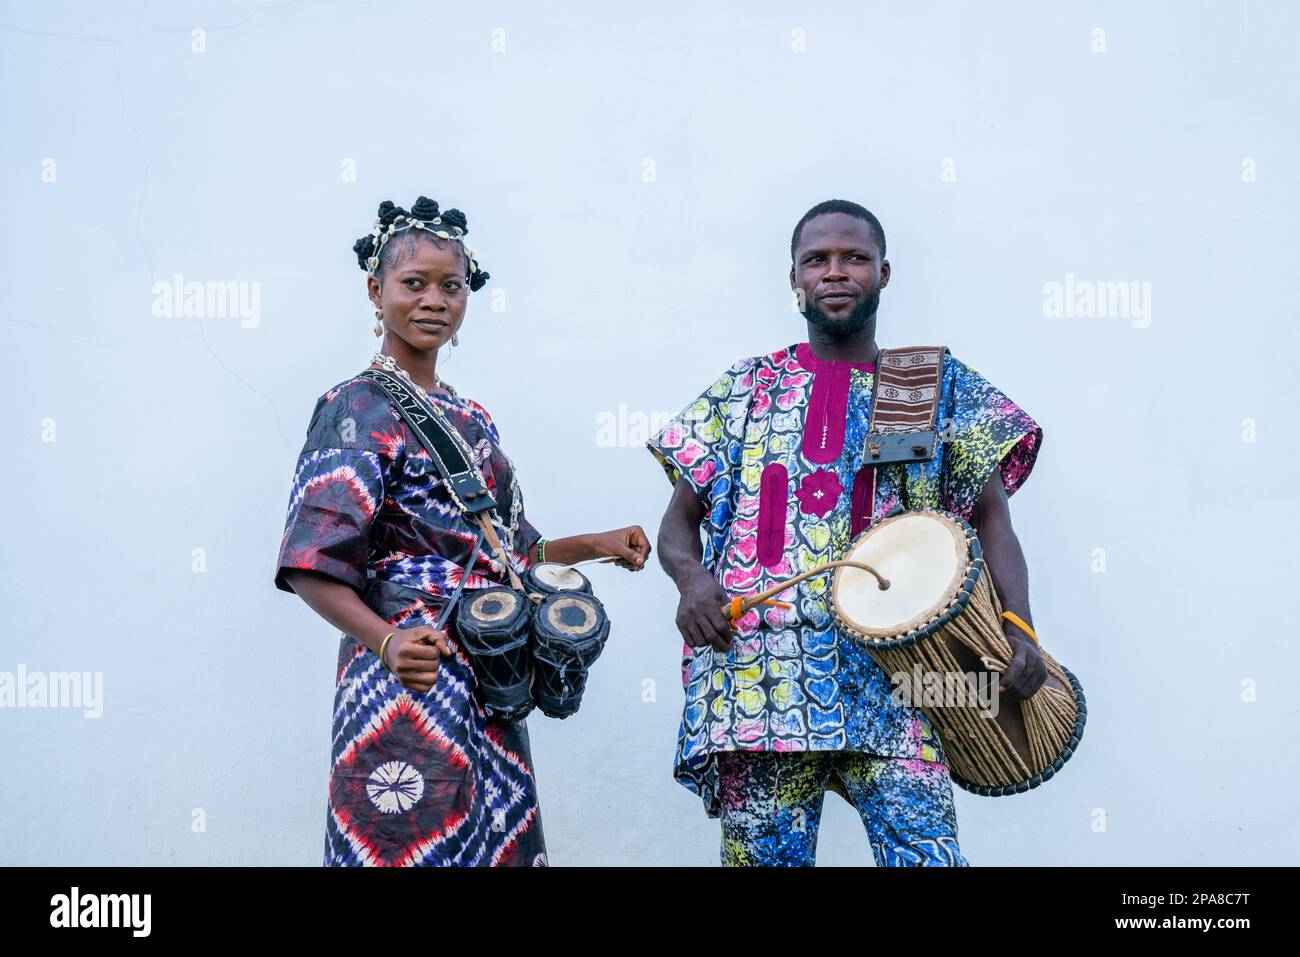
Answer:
[{"xmin": 369, "ymin": 351, "xmax": 456, "ymax": 399}]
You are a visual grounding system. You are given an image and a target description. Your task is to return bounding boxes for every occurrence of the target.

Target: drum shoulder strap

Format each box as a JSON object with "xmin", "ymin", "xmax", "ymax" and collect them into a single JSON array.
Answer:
[
  {"xmin": 356, "ymin": 368, "xmax": 499, "ymax": 516},
  {"xmin": 863, "ymin": 345, "xmax": 947, "ymax": 468}
]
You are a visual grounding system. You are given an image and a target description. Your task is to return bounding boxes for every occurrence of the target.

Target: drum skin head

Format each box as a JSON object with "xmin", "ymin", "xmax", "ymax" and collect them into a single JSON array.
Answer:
[
  {"xmin": 532, "ymin": 562, "xmax": 589, "ymax": 592},
  {"xmin": 540, "ymin": 594, "xmax": 599, "ymax": 638},
  {"xmin": 832, "ymin": 510, "xmax": 969, "ymax": 640},
  {"xmin": 464, "ymin": 586, "xmax": 524, "ymax": 626}
]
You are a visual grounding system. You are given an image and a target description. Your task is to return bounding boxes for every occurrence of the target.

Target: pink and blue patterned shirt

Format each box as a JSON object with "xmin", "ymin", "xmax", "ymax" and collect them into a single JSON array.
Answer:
[{"xmin": 647, "ymin": 342, "xmax": 1042, "ymax": 817}]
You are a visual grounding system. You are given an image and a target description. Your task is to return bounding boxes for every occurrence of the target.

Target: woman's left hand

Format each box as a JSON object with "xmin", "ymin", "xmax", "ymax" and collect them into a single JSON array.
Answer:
[{"xmin": 589, "ymin": 526, "xmax": 652, "ymax": 571}]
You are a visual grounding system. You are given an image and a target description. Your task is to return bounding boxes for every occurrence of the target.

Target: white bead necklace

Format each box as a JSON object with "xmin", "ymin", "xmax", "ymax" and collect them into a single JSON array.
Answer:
[{"xmin": 369, "ymin": 351, "xmax": 456, "ymax": 400}]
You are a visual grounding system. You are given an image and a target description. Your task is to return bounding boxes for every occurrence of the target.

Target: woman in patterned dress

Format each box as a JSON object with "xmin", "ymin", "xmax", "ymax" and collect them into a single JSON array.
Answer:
[{"xmin": 274, "ymin": 196, "xmax": 650, "ymax": 866}]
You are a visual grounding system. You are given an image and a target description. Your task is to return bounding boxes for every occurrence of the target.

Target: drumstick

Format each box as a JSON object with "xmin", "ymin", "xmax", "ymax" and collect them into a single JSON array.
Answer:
[
  {"xmin": 561, "ymin": 556, "xmax": 618, "ymax": 571},
  {"xmin": 721, "ymin": 560, "xmax": 889, "ymax": 621}
]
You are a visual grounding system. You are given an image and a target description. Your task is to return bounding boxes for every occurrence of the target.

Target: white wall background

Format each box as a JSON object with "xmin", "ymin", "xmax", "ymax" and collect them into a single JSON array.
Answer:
[{"xmin": 2, "ymin": 0, "xmax": 1297, "ymax": 866}]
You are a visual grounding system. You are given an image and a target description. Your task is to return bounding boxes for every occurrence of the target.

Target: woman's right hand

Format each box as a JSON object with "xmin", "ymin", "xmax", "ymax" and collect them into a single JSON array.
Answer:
[{"xmin": 383, "ymin": 626, "xmax": 454, "ymax": 693}]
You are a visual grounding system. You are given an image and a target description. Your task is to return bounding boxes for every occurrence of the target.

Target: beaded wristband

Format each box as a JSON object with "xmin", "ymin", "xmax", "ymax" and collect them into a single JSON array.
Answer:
[{"xmin": 536, "ymin": 538, "xmax": 547, "ymax": 564}]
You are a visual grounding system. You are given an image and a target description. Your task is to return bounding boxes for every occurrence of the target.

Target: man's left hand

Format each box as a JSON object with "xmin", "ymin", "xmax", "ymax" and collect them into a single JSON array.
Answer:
[{"xmin": 998, "ymin": 628, "xmax": 1048, "ymax": 700}]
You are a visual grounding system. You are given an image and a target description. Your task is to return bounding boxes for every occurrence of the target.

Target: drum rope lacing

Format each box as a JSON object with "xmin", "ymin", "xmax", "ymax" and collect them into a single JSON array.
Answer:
[
  {"xmin": 858, "ymin": 520, "xmax": 1080, "ymax": 793},
  {"xmin": 871, "ymin": 575, "xmax": 1075, "ymax": 787},
  {"xmin": 723, "ymin": 508, "xmax": 1084, "ymax": 795}
]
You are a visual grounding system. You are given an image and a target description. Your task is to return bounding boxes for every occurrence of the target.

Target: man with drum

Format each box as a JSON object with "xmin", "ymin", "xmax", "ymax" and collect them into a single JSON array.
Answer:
[{"xmin": 648, "ymin": 200, "xmax": 1048, "ymax": 866}]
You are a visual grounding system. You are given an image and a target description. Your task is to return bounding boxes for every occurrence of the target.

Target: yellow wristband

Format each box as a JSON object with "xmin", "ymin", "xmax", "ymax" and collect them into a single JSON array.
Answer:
[{"xmin": 1001, "ymin": 612, "xmax": 1038, "ymax": 645}]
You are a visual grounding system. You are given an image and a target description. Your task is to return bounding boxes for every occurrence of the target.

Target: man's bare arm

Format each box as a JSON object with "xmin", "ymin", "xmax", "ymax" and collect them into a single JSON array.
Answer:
[
  {"xmin": 970, "ymin": 467, "xmax": 1047, "ymax": 699},
  {"xmin": 656, "ymin": 479, "xmax": 733, "ymax": 652}
]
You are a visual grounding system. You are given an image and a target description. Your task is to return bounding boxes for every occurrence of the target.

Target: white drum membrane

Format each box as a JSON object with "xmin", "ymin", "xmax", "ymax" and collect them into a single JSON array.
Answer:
[
  {"xmin": 833, "ymin": 512, "xmax": 967, "ymax": 637},
  {"xmin": 533, "ymin": 562, "xmax": 589, "ymax": 592}
]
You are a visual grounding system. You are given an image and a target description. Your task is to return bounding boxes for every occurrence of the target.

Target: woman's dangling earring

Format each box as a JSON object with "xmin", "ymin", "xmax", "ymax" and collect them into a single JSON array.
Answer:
[
  {"xmin": 373, "ymin": 308, "xmax": 384, "ymax": 338},
  {"xmin": 451, "ymin": 330, "xmax": 460, "ymax": 347}
]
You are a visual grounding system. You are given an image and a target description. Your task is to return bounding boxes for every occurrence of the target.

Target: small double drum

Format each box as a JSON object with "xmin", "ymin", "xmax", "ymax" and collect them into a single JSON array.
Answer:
[
  {"xmin": 454, "ymin": 562, "xmax": 611, "ymax": 722},
  {"xmin": 830, "ymin": 509, "xmax": 1087, "ymax": 796}
]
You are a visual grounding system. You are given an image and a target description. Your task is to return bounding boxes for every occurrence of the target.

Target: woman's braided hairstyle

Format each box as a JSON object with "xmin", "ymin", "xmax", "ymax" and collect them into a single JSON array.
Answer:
[{"xmin": 352, "ymin": 196, "xmax": 490, "ymax": 291}]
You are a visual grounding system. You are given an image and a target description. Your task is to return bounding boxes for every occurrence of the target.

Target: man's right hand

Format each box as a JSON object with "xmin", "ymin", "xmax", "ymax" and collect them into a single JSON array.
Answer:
[
  {"xmin": 383, "ymin": 626, "xmax": 453, "ymax": 693},
  {"xmin": 674, "ymin": 568, "xmax": 734, "ymax": 653}
]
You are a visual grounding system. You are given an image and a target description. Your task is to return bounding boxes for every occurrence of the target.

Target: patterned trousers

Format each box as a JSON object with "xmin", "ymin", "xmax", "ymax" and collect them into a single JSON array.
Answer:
[{"xmin": 717, "ymin": 750, "xmax": 969, "ymax": 867}]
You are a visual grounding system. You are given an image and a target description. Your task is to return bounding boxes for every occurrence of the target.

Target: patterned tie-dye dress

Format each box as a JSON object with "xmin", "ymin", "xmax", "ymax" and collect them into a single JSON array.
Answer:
[
  {"xmin": 275, "ymin": 372, "xmax": 548, "ymax": 866},
  {"xmin": 647, "ymin": 342, "xmax": 1043, "ymax": 818}
]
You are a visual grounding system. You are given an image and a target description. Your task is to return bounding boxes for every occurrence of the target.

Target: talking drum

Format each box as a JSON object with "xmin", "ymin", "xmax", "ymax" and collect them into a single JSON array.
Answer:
[
  {"xmin": 455, "ymin": 585, "xmax": 535, "ymax": 722},
  {"xmin": 830, "ymin": 509, "xmax": 1087, "ymax": 796},
  {"xmin": 530, "ymin": 591, "xmax": 610, "ymax": 718},
  {"xmin": 523, "ymin": 561, "xmax": 593, "ymax": 597}
]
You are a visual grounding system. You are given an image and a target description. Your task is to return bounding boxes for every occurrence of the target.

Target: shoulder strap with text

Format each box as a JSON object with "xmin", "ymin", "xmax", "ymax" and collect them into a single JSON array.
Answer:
[
  {"xmin": 357, "ymin": 368, "xmax": 526, "ymax": 591},
  {"xmin": 356, "ymin": 368, "xmax": 499, "ymax": 515}
]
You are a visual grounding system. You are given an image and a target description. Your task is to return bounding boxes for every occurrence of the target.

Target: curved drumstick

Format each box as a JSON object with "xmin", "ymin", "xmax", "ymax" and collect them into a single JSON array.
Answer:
[{"xmin": 721, "ymin": 560, "xmax": 889, "ymax": 622}]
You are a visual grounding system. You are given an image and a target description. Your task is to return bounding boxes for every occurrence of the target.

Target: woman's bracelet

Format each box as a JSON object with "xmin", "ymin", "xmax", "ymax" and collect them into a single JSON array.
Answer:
[
  {"xmin": 378, "ymin": 630, "xmax": 398, "ymax": 671},
  {"xmin": 535, "ymin": 538, "xmax": 547, "ymax": 564}
]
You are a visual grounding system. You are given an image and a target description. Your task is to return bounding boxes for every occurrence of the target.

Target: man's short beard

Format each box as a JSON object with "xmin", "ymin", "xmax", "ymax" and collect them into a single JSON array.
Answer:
[{"xmin": 802, "ymin": 289, "xmax": 879, "ymax": 338}]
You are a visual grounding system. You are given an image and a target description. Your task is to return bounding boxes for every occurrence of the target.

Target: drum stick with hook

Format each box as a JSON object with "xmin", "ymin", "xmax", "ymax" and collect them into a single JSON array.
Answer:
[{"xmin": 721, "ymin": 560, "xmax": 890, "ymax": 622}]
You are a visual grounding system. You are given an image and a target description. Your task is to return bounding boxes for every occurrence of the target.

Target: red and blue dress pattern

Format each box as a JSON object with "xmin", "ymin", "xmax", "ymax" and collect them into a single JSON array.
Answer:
[
  {"xmin": 647, "ymin": 342, "xmax": 1042, "ymax": 818},
  {"xmin": 275, "ymin": 373, "xmax": 548, "ymax": 866}
]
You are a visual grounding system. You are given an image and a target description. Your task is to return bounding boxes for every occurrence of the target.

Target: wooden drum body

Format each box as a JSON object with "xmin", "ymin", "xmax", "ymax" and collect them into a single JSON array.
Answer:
[
  {"xmin": 531, "ymin": 591, "xmax": 611, "ymax": 719},
  {"xmin": 455, "ymin": 585, "xmax": 535, "ymax": 722},
  {"xmin": 831, "ymin": 510, "xmax": 1086, "ymax": 796}
]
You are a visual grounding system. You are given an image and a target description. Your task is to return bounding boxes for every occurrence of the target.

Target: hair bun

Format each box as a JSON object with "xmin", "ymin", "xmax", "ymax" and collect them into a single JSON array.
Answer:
[
  {"xmin": 354, "ymin": 196, "xmax": 488, "ymax": 281},
  {"xmin": 440, "ymin": 208, "xmax": 468, "ymax": 233},
  {"xmin": 352, "ymin": 235, "xmax": 375, "ymax": 270},
  {"xmin": 376, "ymin": 200, "xmax": 408, "ymax": 226},
  {"xmin": 410, "ymin": 196, "xmax": 440, "ymax": 221}
]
